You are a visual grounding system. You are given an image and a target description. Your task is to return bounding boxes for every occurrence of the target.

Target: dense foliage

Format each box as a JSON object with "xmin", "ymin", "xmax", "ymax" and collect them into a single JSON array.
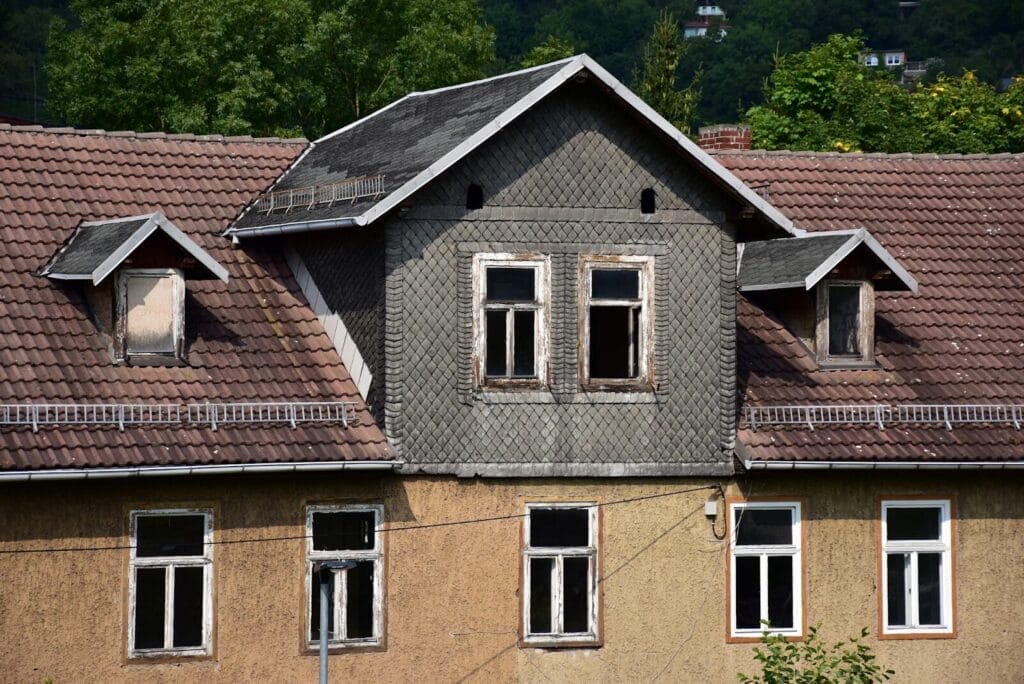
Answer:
[
  {"xmin": 738, "ymin": 625, "xmax": 894, "ymax": 684},
  {"xmin": 632, "ymin": 11, "xmax": 701, "ymax": 135},
  {"xmin": 0, "ymin": 0, "xmax": 68, "ymax": 121}
]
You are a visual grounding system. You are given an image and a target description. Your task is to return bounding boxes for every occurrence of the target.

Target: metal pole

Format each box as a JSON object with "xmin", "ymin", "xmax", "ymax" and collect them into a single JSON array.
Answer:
[{"xmin": 319, "ymin": 566, "xmax": 330, "ymax": 684}]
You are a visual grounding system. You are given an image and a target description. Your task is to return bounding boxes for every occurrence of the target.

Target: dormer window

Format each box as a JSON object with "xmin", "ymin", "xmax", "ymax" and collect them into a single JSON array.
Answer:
[
  {"xmin": 816, "ymin": 280, "xmax": 874, "ymax": 365},
  {"xmin": 119, "ymin": 269, "xmax": 185, "ymax": 363}
]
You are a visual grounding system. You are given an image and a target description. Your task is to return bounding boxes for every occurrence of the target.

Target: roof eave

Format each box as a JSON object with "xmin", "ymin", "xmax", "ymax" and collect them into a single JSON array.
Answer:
[
  {"xmin": 803, "ymin": 229, "xmax": 918, "ymax": 293},
  {"xmin": 0, "ymin": 459, "xmax": 403, "ymax": 482}
]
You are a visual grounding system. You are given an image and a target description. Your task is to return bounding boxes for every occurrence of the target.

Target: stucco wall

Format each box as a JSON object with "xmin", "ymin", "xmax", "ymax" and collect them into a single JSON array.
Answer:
[{"xmin": 1, "ymin": 471, "xmax": 1021, "ymax": 682}]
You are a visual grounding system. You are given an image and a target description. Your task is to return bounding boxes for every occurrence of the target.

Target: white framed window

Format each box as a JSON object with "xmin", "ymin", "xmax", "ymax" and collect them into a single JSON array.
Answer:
[
  {"xmin": 880, "ymin": 499, "xmax": 954, "ymax": 637},
  {"xmin": 864, "ymin": 54, "xmax": 880, "ymax": 66},
  {"xmin": 728, "ymin": 501, "xmax": 803, "ymax": 639},
  {"xmin": 885, "ymin": 53, "xmax": 903, "ymax": 66},
  {"xmin": 306, "ymin": 504, "xmax": 384, "ymax": 648},
  {"xmin": 579, "ymin": 255, "xmax": 655, "ymax": 388},
  {"xmin": 816, "ymin": 280, "xmax": 874, "ymax": 365},
  {"xmin": 128, "ymin": 509, "xmax": 213, "ymax": 657},
  {"xmin": 117, "ymin": 268, "xmax": 185, "ymax": 363},
  {"xmin": 522, "ymin": 503, "xmax": 600, "ymax": 645},
  {"xmin": 472, "ymin": 254, "xmax": 550, "ymax": 387}
]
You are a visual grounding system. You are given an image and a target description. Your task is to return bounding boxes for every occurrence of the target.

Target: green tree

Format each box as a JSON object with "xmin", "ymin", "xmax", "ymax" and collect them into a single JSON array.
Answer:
[
  {"xmin": 738, "ymin": 624, "xmax": 894, "ymax": 684},
  {"xmin": 908, "ymin": 71, "xmax": 1024, "ymax": 153},
  {"xmin": 520, "ymin": 35, "xmax": 575, "ymax": 68},
  {"xmin": 632, "ymin": 10, "xmax": 701, "ymax": 135}
]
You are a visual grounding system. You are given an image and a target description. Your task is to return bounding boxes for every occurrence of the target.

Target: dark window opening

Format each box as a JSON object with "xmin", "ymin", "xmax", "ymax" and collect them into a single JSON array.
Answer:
[
  {"xmin": 530, "ymin": 508, "xmax": 589, "ymax": 547},
  {"xmin": 640, "ymin": 188, "xmax": 656, "ymax": 214},
  {"xmin": 589, "ymin": 306, "xmax": 640, "ymax": 379},
  {"xmin": 172, "ymin": 567, "xmax": 204, "ymax": 647},
  {"xmin": 487, "ymin": 268, "xmax": 534, "ymax": 302},
  {"xmin": 735, "ymin": 556, "xmax": 760, "ymax": 630},
  {"xmin": 529, "ymin": 557, "xmax": 553, "ymax": 633},
  {"xmin": 346, "ymin": 561, "xmax": 376, "ymax": 638},
  {"xmin": 767, "ymin": 556, "xmax": 794, "ymax": 629},
  {"xmin": 312, "ymin": 510, "xmax": 375, "ymax": 551},
  {"xmin": 887, "ymin": 554, "xmax": 907, "ymax": 626},
  {"xmin": 886, "ymin": 507, "xmax": 941, "ymax": 541},
  {"xmin": 735, "ymin": 508, "xmax": 793, "ymax": 546},
  {"xmin": 562, "ymin": 557, "xmax": 590, "ymax": 633},
  {"xmin": 466, "ymin": 183, "xmax": 483, "ymax": 210},
  {"xmin": 828, "ymin": 285, "xmax": 861, "ymax": 356},
  {"xmin": 917, "ymin": 553, "xmax": 942, "ymax": 625},
  {"xmin": 136, "ymin": 515, "xmax": 205, "ymax": 557},
  {"xmin": 134, "ymin": 567, "xmax": 166, "ymax": 649}
]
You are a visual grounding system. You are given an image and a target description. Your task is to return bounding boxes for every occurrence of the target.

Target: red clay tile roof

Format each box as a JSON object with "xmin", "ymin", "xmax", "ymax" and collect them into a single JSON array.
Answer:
[
  {"xmin": 716, "ymin": 150, "xmax": 1024, "ymax": 463},
  {"xmin": 0, "ymin": 125, "xmax": 391, "ymax": 471}
]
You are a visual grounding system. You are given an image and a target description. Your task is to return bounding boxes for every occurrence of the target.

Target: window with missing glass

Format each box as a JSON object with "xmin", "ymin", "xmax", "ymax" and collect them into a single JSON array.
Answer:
[
  {"xmin": 522, "ymin": 504, "xmax": 599, "ymax": 645},
  {"xmin": 880, "ymin": 499, "xmax": 954, "ymax": 637},
  {"xmin": 816, "ymin": 280, "xmax": 874, "ymax": 365},
  {"xmin": 128, "ymin": 509, "xmax": 213, "ymax": 658},
  {"xmin": 306, "ymin": 505, "xmax": 384, "ymax": 648},
  {"xmin": 728, "ymin": 501, "xmax": 803, "ymax": 640},
  {"xmin": 580, "ymin": 256, "xmax": 654, "ymax": 387},
  {"xmin": 473, "ymin": 254, "xmax": 550, "ymax": 387}
]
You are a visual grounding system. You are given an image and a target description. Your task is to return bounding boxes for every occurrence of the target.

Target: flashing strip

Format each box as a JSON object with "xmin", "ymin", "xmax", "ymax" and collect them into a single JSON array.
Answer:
[
  {"xmin": 0, "ymin": 460, "xmax": 403, "ymax": 482},
  {"xmin": 227, "ymin": 216, "xmax": 363, "ymax": 241},
  {"xmin": 744, "ymin": 459, "xmax": 1024, "ymax": 471}
]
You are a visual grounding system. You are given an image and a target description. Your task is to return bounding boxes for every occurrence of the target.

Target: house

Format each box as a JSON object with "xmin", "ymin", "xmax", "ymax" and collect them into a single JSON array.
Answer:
[
  {"xmin": 683, "ymin": 1, "xmax": 730, "ymax": 40},
  {"xmin": 862, "ymin": 48, "xmax": 906, "ymax": 68},
  {"xmin": 1, "ymin": 57, "xmax": 1023, "ymax": 682}
]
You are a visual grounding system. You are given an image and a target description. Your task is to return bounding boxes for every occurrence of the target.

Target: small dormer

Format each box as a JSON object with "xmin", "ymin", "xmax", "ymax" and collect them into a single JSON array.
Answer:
[
  {"xmin": 41, "ymin": 212, "xmax": 228, "ymax": 365},
  {"xmin": 738, "ymin": 229, "xmax": 918, "ymax": 368}
]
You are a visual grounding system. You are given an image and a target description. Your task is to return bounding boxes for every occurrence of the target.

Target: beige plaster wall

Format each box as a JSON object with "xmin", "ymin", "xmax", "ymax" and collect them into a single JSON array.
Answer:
[{"xmin": 0, "ymin": 471, "xmax": 1021, "ymax": 683}]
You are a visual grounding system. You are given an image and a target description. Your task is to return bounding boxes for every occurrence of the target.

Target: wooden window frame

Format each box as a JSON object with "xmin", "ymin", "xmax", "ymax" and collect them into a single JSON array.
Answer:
[
  {"xmin": 472, "ymin": 253, "xmax": 551, "ymax": 389},
  {"xmin": 815, "ymin": 279, "xmax": 875, "ymax": 367},
  {"xmin": 877, "ymin": 497, "xmax": 956, "ymax": 639},
  {"xmin": 116, "ymin": 268, "xmax": 186, "ymax": 365},
  {"xmin": 521, "ymin": 502, "xmax": 601, "ymax": 647},
  {"xmin": 304, "ymin": 504, "xmax": 385, "ymax": 649},
  {"xmin": 127, "ymin": 508, "xmax": 213, "ymax": 659},
  {"xmin": 726, "ymin": 499, "xmax": 805, "ymax": 643},
  {"xmin": 578, "ymin": 255, "xmax": 655, "ymax": 391}
]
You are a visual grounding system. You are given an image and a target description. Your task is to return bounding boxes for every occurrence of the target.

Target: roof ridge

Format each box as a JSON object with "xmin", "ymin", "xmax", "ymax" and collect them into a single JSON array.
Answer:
[
  {"xmin": 0, "ymin": 123, "xmax": 307, "ymax": 145},
  {"xmin": 712, "ymin": 148, "xmax": 1024, "ymax": 161},
  {"xmin": 407, "ymin": 54, "xmax": 582, "ymax": 99}
]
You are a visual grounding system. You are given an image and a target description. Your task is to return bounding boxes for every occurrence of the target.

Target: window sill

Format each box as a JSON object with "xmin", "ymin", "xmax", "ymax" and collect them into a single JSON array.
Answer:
[
  {"xmin": 727, "ymin": 631, "xmax": 804, "ymax": 644},
  {"xmin": 469, "ymin": 391, "xmax": 660, "ymax": 405},
  {"xmin": 520, "ymin": 635, "xmax": 602, "ymax": 650},
  {"xmin": 124, "ymin": 355, "xmax": 188, "ymax": 368},
  {"xmin": 879, "ymin": 628, "xmax": 955, "ymax": 640},
  {"xmin": 127, "ymin": 650, "xmax": 213, "ymax": 662},
  {"xmin": 303, "ymin": 640, "xmax": 385, "ymax": 653},
  {"xmin": 815, "ymin": 358, "xmax": 877, "ymax": 370}
]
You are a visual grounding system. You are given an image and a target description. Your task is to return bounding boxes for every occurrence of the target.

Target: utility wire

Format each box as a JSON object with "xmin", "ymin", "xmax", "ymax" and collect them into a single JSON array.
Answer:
[{"xmin": 0, "ymin": 484, "xmax": 722, "ymax": 556}]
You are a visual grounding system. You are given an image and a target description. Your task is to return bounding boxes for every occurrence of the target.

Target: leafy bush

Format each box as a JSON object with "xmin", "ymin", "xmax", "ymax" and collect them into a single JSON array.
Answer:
[{"xmin": 738, "ymin": 624, "xmax": 893, "ymax": 684}]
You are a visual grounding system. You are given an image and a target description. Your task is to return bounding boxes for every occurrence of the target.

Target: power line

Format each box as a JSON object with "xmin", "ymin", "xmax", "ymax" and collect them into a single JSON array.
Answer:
[{"xmin": 0, "ymin": 484, "xmax": 723, "ymax": 556}]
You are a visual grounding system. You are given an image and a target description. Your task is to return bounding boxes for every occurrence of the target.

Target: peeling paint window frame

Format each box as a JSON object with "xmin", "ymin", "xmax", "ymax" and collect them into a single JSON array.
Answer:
[
  {"xmin": 127, "ymin": 508, "xmax": 214, "ymax": 659},
  {"xmin": 815, "ymin": 279, "xmax": 875, "ymax": 366},
  {"xmin": 116, "ymin": 268, "xmax": 186, "ymax": 365},
  {"xmin": 727, "ymin": 500, "xmax": 804, "ymax": 640},
  {"xmin": 521, "ymin": 502, "xmax": 600, "ymax": 646},
  {"xmin": 472, "ymin": 253, "xmax": 551, "ymax": 389},
  {"xmin": 304, "ymin": 504, "xmax": 385, "ymax": 649},
  {"xmin": 879, "ymin": 498, "xmax": 954, "ymax": 637}
]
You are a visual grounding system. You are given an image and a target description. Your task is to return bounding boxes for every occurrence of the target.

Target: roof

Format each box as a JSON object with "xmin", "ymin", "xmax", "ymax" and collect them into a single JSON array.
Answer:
[
  {"xmin": 42, "ymin": 212, "xmax": 229, "ymax": 284},
  {"xmin": 0, "ymin": 125, "xmax": 392, "ymax": 473},
  {"xmin": 716, "ymin": 150, "xmax": 1024, "ymax": 466},
  {"xmin": 228, "ymin": 55, "xmax": 798, "ymax": 239}
]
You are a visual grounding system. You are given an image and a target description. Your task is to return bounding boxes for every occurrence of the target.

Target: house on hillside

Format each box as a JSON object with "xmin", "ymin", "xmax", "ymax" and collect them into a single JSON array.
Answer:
[
  {"xmin": 683, "ymin": 1, "xmax": 730, "ymax": 40},
  {"xmin": 1, "ymin": 58, "xmax": 1023, "ymax": 682}
]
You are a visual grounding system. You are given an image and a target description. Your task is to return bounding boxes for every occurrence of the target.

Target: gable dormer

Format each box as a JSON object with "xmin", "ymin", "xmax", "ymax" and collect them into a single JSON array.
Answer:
[{"xmin": 41, "ymin": 212, "xmax": 228, "ymax": 365}]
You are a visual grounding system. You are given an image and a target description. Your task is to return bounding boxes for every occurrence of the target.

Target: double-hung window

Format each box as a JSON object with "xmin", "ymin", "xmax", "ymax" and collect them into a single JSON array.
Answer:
[
  {"xmin": 728, "ymin": 501, "xmax": 803, "ymax": 640},
  {"xmin": 306, "ymin": 505, "xmax": 384, "ymax": 648},
  {"xmin": 129, "ymin": 510, "xmax": 213, "ymax": 657},
  {"xmin": 473, "ymin": 254, "xmax": 550, "ymax": 387},
  {"xmin": 522, "ymin": 504, "xmax": 599, "ymax": 645},
  {"xmin": 880, "ymin": 499, "xmax": 954, "ymax": 637}
]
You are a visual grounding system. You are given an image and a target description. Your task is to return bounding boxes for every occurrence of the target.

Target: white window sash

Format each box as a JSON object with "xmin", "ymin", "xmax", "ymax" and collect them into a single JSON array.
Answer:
[{"xmin": 881, "ymin": 500, "xmax": 952, "ymax": 634}]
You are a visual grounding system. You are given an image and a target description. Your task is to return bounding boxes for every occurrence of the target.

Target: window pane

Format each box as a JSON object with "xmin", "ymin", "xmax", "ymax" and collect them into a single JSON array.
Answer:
[
  {"xmin": 310, "ymin": 566, "xmax": 335, "ymax": 641},
  {"xmin": 172, "ymin": 566, "xmax": 204, "ymax": 648},
  {"xmin": 767, "ymin": 556, "xmax": 794, "ymax": 629},
  {"xmin": 485, "ymin": 310, "xmax": 507, "ymax": 376},
  {"xmin": 312, "ymin": 510, "xmax": 376, "ymax": 551},
  {"xmin": 530, "ymin": 508, "xmax": 590, "ymax": 547},
  {"xmin": 735, "ymin": 556, "xmax": 761, "ymax": 630},
  {"xmin": 886, "ymin": 553, "xmax": 907, "ymax": 626},
  {"xmin": 529, "ymin": 558, "xmax": 553, "ymax": 634},
  {"xmin": 828, "ymin": 285, "xmax": 860, "ymax": 356},
  {"xmin": 136, "ymin": 515, "xmax": 205, "ymax": 557},
  {"xmin": 886, "ymin": 507, "xmax": 941, "ymax": 541},
  {"xmin": 134, "ymin": 567, "xmax": 165, "ymax": 649},
  {"xmin": 918, "ymin": 553, "xmax": 942, "ymax": 625},
  {"xmin": 346, "ymin": 561, "xmax": 375, "ymax": 639},
  {"xmin": 487, "ymin": 267, "xmax": 534, "ymax": 302},
  {"xmin": 589, "ymin": 305, "xmax": 637, "ymax": 379},
  {"xmin": 126, "ymin": 275, "xmax": 176, "ymax": 354},
  {"xmin": 735, "ymin": 508, "xmax": 793, "ymax": 546},
  {"xmin": 563, "ymin": 557, "xmax": 590, "ymax": 633},
  {"xmin": 512, "ymin": 310, "xmax": 536, "ymax": 377},
  {"xmin": 592, "ymin": 269, "xmax": 639, "ymax": 299}
]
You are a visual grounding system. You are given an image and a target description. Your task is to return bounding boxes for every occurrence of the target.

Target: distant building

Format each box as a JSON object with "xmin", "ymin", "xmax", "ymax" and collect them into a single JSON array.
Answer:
[
  {"xmin": 683, "ymin": 1, "xmax": 730, "ymax": 40},
  {"xmin": 862, "ymin": 48, "xmax": 906, "ymax": 68}
]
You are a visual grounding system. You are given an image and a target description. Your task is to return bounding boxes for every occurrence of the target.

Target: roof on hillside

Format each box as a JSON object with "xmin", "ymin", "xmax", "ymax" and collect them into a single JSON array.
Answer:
[
  {"xmin": 0, "ymin": 126, "xmax": 391, "ymax": 473},
  {"xmin": 717, "ymin": 150, "xmax": 1024, "ymax": 465}
]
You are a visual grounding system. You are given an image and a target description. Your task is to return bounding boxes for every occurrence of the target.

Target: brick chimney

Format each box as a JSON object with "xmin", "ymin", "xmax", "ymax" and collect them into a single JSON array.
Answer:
[{"xmin": 698, "ymin": 124, "xmax": 751, "ymax": 151}]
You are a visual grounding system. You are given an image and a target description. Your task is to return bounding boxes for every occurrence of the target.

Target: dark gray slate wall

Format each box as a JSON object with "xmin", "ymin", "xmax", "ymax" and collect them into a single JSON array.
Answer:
[{"xmin": 383, "ymin": 81, "xmax": 737, "ymax": 477}]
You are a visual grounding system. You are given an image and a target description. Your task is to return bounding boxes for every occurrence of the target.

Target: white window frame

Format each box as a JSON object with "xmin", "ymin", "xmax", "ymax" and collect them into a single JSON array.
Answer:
[
  {"xmin": 305, "ymin": 504, "xmax": 385, "ymax": 648},
  {"xmin": 880, "ymin": 499, "xmax": 954, "ymax": 636},
  {"xmin": 816, "ymin": 279, "xmax": 874, "ymax": 365},
  {"xmin": 117, "ymin": 267, "xmax": 186, "ymax": 363},
  {"xmin": 864, "ymin": 54, "xmax": 880, "ymax": 66},
  {"xmin": 472, "ymin": 253, "xmax": 551, "ymax": 387},
  {"xmin": 128, "ymin": 508, "xmax": 213, "ymax": 658},
  {"xmin": 522, "ymin": 502, "xmax": 600, "ymax": 645},
  {"xmin": 728, "ymin": 501, "xmax": 803, "ymax": 639},
  {"xmin": 579, "ymin": 255, "xmax": 655, "ymax": 388},
  {"xmin": 885, "ymin": 52, "xmax": 903, "ymax": 66}
]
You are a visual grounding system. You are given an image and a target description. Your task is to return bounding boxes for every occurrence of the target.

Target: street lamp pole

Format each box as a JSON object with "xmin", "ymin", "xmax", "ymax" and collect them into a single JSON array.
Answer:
[{"xmin": 315, "ymin": 560, "xmax": 357, "ymax": 684}]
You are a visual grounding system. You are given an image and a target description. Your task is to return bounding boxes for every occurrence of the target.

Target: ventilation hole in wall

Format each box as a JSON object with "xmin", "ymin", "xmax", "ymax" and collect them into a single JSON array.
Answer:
[
  {"xmin": 640, "ymin": 188, "xmax": 656, "ymax": 214},
  {"xmin": 466, "ymin": 183, "xmax": 484, "ymax": 210}
]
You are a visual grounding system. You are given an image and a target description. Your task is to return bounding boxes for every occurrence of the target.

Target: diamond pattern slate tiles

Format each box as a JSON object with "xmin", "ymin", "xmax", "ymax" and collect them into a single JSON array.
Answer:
[
  {"xmin": 0, "ymin": 125, "xmax": 389, "ymax": 470},
  {"xmin": 715, "ymin": 150, "xmax": 1024, "ymax": 462}
]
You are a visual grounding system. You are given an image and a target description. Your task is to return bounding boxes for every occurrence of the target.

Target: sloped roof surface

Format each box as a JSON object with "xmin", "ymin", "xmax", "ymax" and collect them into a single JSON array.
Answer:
[
  {"xmin": 0, "ymin": 125, "xmax": 390, "ymax": 471},
  {"xmin": 739, "ymin": 233, "xmax": 851, "ymax": 290},
  {"xmin": 44, "ymin": 216, "xmax": 147, "ymax": 276},
  {"xmin": 718, "ymin": 150, "xmax": 1024, "ymax": 463}
]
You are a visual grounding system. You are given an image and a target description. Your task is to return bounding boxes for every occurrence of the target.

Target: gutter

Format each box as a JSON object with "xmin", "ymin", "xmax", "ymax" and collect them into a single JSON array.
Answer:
[
  {"xmin": 226, "ymin": 216, "xmax": 364, "ymax": 242},
  {"xmin": 744, "ymin": 460, "xmax": 1024, "ymax": 471},
  {"xmin": 0, "ymin": 460, "xmax": 403, "ymax": 482}
]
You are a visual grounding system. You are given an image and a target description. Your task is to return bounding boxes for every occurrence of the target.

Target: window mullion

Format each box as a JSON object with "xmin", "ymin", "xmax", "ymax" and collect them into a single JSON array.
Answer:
[
  {"xmin": 336, "ymin": 568, "xmax": 347, "ymax": 642},
  {"xmin": 908, "ymin": 552, "xmax": 919, "ymax": 627},
  {"xmin": 164, "ymin": 564, "xmax": 175, "ymax": 650},
  {"xmin": 759, "ymin": 554, "xmax": 769, "ymax": 625},
  {"xmin": 554, "ymin": 555, "xmax": 564, "ymax": 635},
  {"xmin": 505, "ymin": 308, "xmax": 514, "ymax": 378}
]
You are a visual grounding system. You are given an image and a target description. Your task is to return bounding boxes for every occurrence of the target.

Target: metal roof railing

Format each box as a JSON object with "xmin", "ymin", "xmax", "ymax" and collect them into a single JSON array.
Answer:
[
  {"xmin": 186, "ymin": 402, "xmax": 355, "ymax": 431},
  {"xmin": 0, "ymin": 404, "xmax": 180, "ymax": 432},
  {"xmin": 745, "ymin": 403, "xmax": 1024, "ymax": 432},
  {"xmin": 253, "ymin": 175, "xmax": 385, "ymax": 214}
]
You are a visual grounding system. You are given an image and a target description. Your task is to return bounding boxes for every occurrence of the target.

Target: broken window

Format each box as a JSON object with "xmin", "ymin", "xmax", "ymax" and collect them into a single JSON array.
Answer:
[
  {"xmin": 728, "ymin": 501, "xmax": 803, "ymax": 639},
  {"xmin": 523, "ymin": 504, "xmax": 599, "ymax": 645},
  {"xmin": 580, "ymin": 256, "xmax": 654, "ymax": 386},
  {"xmin": 881, "ymin": 499, "xmax": 953, "ymax": 636},
  {"xmin": 129, "ymin": 510, "xmax": 212, "ymax": 657},
  {"xmin": 473, "ymin": 254, "xmax": 549, "ymax": 386},
  {"xmin": 118, "ymin": 269, "xmax": 185, "ymax": 363},
  {"xmin": 817, "ymin": 280, "xmax": 874, "ymax": 365},
  {"xmin": 307, "ymin": 505, "xmax": 384, "ymax": 647}
]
